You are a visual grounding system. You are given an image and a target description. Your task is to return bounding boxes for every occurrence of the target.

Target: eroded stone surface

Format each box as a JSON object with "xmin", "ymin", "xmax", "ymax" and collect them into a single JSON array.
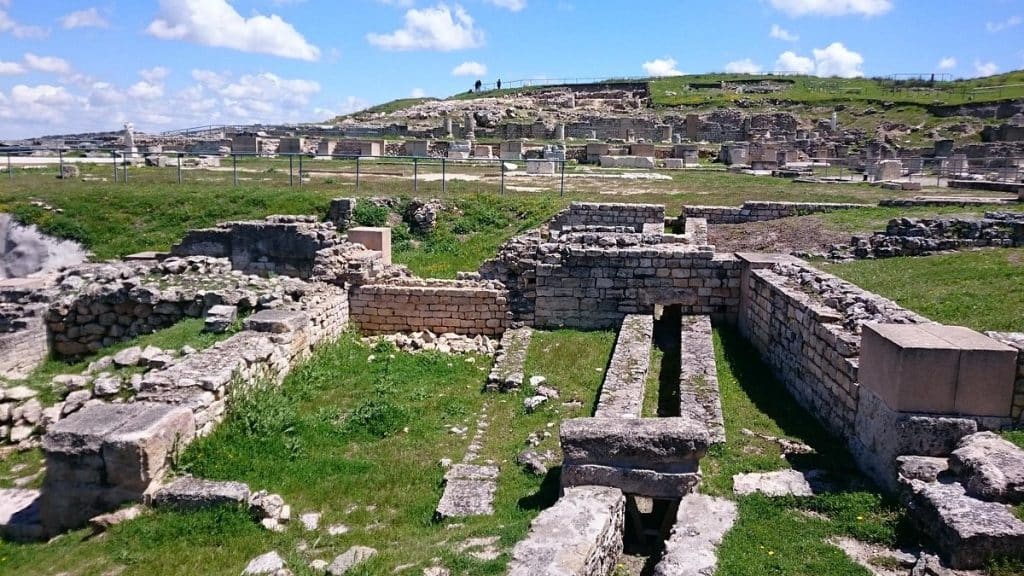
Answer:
[
  {"xmin": 244, "ymin": 551, "xmax": 285, "ymax": 575},
  {"xmin": 435, "ymin": 464, "xmax": 499, "ymax": 519},
  {"xmin": 327, "ymin": 546, "xmax": 377, "ymax": 575},
  {"xmin": 508, "ymin": 486, "xmax": 624, "ymax": 576},
  {"xmin": 949, "ymin": 432, "xmax": 1024, "ymax": 504},
  {"xmin": 151, "ymin": 476, "xmax": 250, "ymax": 510},
  {"xmin": 653, "ymin": 494, "xmax": 737, "ymax": 576},
  {"xmin": 732, "ymin": 469, "xmax": 832, "ymax": 497}
]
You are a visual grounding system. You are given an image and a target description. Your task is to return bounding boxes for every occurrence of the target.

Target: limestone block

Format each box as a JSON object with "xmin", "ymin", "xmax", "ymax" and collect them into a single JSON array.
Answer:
[
  {"xmin": 347, "ymin": 227, "xmax": 392, "ymax": 265},
  {"xmin": 949, "ymin": 432, "xmax": 1024, "ymax": 503},
  {"xmin": 653, "ymin": 494, "xmax": 737, "ymax": 576},
  {"xmin": 244, "ymin": 309, "xmax": 310, "ymax": 334},
  {"xmin": 203, "ymin": 304, "xmax": 237, "ymax": 333},
  {"xmin": 151, "ymin": 476, "xmax": 251, "ymax": 510},
  {"xmin": 526, "ymin": 160, "xmax": 556, "ymax": 175},
  {"xmin": 859, "ymin": 323, "xmax": 960, "ymax": 413},
  {"xmin": 508, "ymin": 486, "xmax": 624, "ymax": 576},
  {"xmin": 560, "ymin": 417, "xmax": 708, "ymax": 471},
  {"xmin": 918, "ymin": 324, "xmax": 1017, "ymax": 417},
  {"xmin": 101, "ymin": 404, "xmax": 196, "ymax": 494}
]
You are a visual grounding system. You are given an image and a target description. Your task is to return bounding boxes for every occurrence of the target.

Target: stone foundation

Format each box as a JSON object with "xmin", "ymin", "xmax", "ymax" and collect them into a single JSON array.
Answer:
[
  {"xmin": 349, "ymin": 280, "xmax": 510, "ymax": 336},
  {"xmin": 685, "ymin": 201, "xmax": 871, "ymax": 224},
  {"xmin": 593, "ymin": 314, "xmax": 652, "ymax": 419}
]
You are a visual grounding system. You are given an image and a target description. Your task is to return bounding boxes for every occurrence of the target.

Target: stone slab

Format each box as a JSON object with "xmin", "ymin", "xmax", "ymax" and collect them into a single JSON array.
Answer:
[
  {"xmin": 732, "ymin": 469, "xmax": 831, "ymax": 497},
  {"xmin": 347, "ymin": 227, "xmax": 392, "ymax": 265},
  {"xmin": 859, "ymin": 323, "xmax": 960, "ymax": 414},
  {"xmin": 244, "ymin": 309, "xmax": 310, "ymax": 334},
  {"xmin": 151, "ymin": 476, "xmax": 251, "ymax": 510},
  {"xmin": 653, "ymin": 494, "xmax": 737, "ymax": 576},
  {"xmin": 949, "ymin": 432, "xmax": 1024, "ymax": 503},
  {"xmin": 102, "ymin": 404, "xmax": 196, "ymax": 494},
  {"xmin": 0, "ymin": 488, "xmax": 42, "ymax": 541},
  {"xmin": 507, "ymin": 486, "xmax": 624, "ymax": 576},
  {"xmin": 560, "ymin": 417, "xmax": 709, "ymax": 472},
  {"xmin": 435, "ymin": 478, "xmax": 496, "ymax": 519},
  {"xmin": 561, "ymin": 464, "xmax": 701, "ymax": 499}
]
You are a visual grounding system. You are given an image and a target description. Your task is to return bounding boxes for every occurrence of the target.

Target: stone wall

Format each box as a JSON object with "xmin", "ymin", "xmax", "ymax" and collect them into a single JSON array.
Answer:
[
  {"xmin": 550, "ymin": 202, "xmax": 665, "ymax": 233},
  {"xmin": 534, "ymin": 245, "xmax": 741, "ymax": 329},
  {"xmin": 847, "ymin": 213, "xmax": 1024, "ymax": 259},
  {"xmin": 738, "ymin": 255, "xmax": 929, "ymax": 439},
  {"xmin": 594, "ymin": 314, "xmax": 653, "ymax": 419},
  {"xmin": 684, "ymin": 201, "xmax": 871, "ymax": 225},
  {"xmin": 349, "ymin": 280, "xmax": 510, "ymax": 336}
]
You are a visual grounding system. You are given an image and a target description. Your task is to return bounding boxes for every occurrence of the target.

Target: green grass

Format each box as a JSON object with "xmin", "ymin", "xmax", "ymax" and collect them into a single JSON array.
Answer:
[
  {"xmin": 818, "ymin": 205, "xmax": 1012, "ymax": 234},
  {"xmin": 708, "ymin": 327, "xmax": 909, "ymax": 576},
  {"xmin": 0, "ymin": 448, "xmax": 45, "ymax": 490},
  {"xmin": 0, "ymin": 329, "xmax": 615, "ymax": 575},
  {"xmin": 821, "ymin": 248, "xmax": 1024, "ymax": 331}
]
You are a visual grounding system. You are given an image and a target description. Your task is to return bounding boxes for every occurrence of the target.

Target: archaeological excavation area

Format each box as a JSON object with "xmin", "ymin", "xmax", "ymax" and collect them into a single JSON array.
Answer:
[{"xmin": 1, "ymin": 198, "xmax": 1023, "ymax": 576}]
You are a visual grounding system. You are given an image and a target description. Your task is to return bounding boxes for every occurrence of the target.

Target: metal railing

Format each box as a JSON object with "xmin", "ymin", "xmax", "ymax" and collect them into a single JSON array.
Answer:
[{"xmin": 0, "ymin": 149, "xmax": 572, "ymax": 196}]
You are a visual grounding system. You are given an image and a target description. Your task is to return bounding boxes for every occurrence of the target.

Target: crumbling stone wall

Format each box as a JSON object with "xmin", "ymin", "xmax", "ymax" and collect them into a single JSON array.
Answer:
[
  {"xmin": 848, "ymin": 213, "xmax": 1024, "ymax": 259},
  {"xmin": 738, "ymin": 255, "xmax": 929, "ymax": 439},
  {"xmin": 550, "ymin": 202, "xmax": 665, "ymax": 233},
  {"xmin": 684, "ymin": 201, "xmax": 870, "ymax": 225},
  {"xmin": 349, "ymin": 280, "xmax": 510, "ymax": 336},
  {"xmin": 0, "ymin": 300, "xmax": 47, "ymax": 379}
]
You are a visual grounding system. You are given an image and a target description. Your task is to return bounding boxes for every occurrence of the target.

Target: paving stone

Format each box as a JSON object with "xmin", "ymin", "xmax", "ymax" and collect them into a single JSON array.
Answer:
[
  {"xmin": 204, "ymin": 304, "xmax": 237, "ymax": 333},
  {"xmin": 327, "ymin": 546, "xmax": 377, "ymax": 575},
  {"xmin": 732, "ymin": 469, "xmax": 832, "ymax": 497},
  {"xmin": 435, "ymin": 464, "xmax": 499, "ymax": 519},
  {"xmin": 653, "ymin": 494, "xmax": 737, "ymax": 576},
  {"xmin": 151, "ymin": 476, "xmax": 250, "ymax": 510}
]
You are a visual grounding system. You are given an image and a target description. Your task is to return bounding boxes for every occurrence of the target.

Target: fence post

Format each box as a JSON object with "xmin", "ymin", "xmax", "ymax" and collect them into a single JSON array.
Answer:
[
  {"xmin": 58, "ymin": 148, "xmax": 64, "ymax": 180},
  {"xmin": 7, "ymin": 153, "xmax": 11, "ymax": 181},
  {"xmin": 560, "ymin": 160, "xmax": 565, "ymax": 197},
  {"xmin": 413, "ymin": 156, "xmax": 418, "ymax": 194},
  {"xmin": 123, "ymin": 152, "xmax": 128, "ymax": 183},
  {"xmin": 500, "ymin": 159, "xmax": 505, "ymax": 194},
  {"xmin": 232, "ymin": 154, "xmax": 237, "ymax": 186},
  {"xmin": 177, "ymin": 153, "xmax": 182, "ymax": 185},
  {"xmin": 298, "ymin": 155, "xmax": 303, "ymax": 187},
  {"xmin": 112, "ymin": 150, "xmax": 117, "ymax": 182},
  {"xmin": 441, "ymin": 157, "xmax": 446, "ymax": 195},
  {"xmin": 356, "ymin": 156, "xmax": 361, "ymax": 190}
]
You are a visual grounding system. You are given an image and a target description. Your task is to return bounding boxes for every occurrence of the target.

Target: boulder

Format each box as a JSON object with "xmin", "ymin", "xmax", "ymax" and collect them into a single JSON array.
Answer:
[
  {"xmin": 950, "ymin": 432, "xmax": 1024, "ymax": 503},
  {"xmin": 244, "ymin": 551, "xmax": 285, "ymax": 575}
]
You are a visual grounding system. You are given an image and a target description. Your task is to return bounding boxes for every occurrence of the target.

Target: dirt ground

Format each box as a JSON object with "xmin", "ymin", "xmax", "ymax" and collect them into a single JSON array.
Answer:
[{"xmin": 707, "ymin": 216, "xmax": 850, "ymax": 254}]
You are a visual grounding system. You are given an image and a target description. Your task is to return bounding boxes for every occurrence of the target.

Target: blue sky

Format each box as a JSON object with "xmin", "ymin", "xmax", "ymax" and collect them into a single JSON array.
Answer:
[{"xmin": 1, "ymin": 0, "xmax": 1023, "ymax": 139}]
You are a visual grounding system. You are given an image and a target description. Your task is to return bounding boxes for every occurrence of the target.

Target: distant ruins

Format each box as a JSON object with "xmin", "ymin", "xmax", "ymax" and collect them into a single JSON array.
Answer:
[{"xmin": 2, "ymin": 197, "xmax": 1023, "ymax": 572}]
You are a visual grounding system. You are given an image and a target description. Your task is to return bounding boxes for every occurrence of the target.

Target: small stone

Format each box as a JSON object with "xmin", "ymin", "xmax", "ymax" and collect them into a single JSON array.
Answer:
[
  {"xmin": 93, "ymin": 375, "xmax": 122, "ymax": 397},
  {"xmin": 244, "ymin": 551, "xmax": 285, "ymax": 575},
  {"xmin": 523, "ymin": 396, "xmax": 547, "ymax": 413},
  {"xmin": 113, "ymin": 346, "xmax": 143, "ymax": 367},
  {"xmin": 300, "ymin": 512, "xmax": 321, "ymax": 531},
  {"xmin": 90, "ymin": 505, "xmax": 145, "ymax": 532},
  {"xmin": 327, "ymin": 546, "xmax": 377, "ymax": 575},
  {"xmin": 51, "ymin": 374, "xmax": 89, "ymax": 392},
  {"xmin": 20, "ymin": 399, "xmax": 42, "ymax": 425},
  {"xmin": 181, "ymin": 345, "xmax": 197, "ymax": 355},
  {"xmin": 327, "ymin": 523, "xmax": 349, "ymax": 536},
  {"xmin": 261, "ymin": 518, "xmax": 285, "ymax": 532},
  {"xmin": 309, "ymin": 559, "xmax": 329, "ymax": 572},
  {"xmin": 86, "ymin": 356, "xmax": 114, "ymax": 374},
  {"xmin": 529, "ymin": 376, "xmax": 547, "ymax": 387},
  {"xmin": 9, "ymin": 425, "xmax": 34, "ymax": 443},
  {"xmin": 517, "ymin": 450, "xmax": 547, "ymax": 476},
  {"xmin": 4, "ymin": 386, "xmax": 37, "ymax": 402},
  {"xmin": 278, "ymin": 505, "xmax": 291, "ymax": 522},
  {"xmin": 204, "ymin": 305, "xmax": 237, "ymax": 333},
  {"xmin": 536, "ymin": 386, "xmax": 560, "ymax": 399},
  {"xmin": 250, "ymin": 491, "xmax": 285, "ymax": 519},
  {"xmin": 140, "ymin": 346, "xmax": 173, "ymax": 368},
  {"xmin": 62, "ymin": 390, "xmax": 92, "ymax": 415}
]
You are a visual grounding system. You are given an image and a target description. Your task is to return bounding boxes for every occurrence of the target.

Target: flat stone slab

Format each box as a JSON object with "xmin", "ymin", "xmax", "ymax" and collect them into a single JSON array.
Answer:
[
  {"xmin": 485, "ymin": 327, "xmax": 532, "ymax": 392},
  {"xmin": 950, "ymin": 431, "xmax": 1024, "ymax": 504},
  {"xmin": 0, "ymin": 488, "xmax": 42, "ymax": 541},
  {"xmin": 561, "ymin": 417, "xmax": 708, "ymax": 472},
  {"xmin": 653, "ymin": 494, "xmax": 737, "ymax": 576},
  {"xmin": 435, "ymin": 479, "xmax": 497, "ymax": 519},
  {"xmin": 151, "ymin": 476, "xmax": 251, "ymax": 510},
  {"xmin": 562, "ymin": 464, "xmax": 701, "ymax": 500},
  {"xmin": 244, "ymin": 309, "xmax": 309, "ymax": 334},
  {"xmin": 678, "ymin": 315, "xmax": 726, "ymax": 444},
  {"xmin": 508, "ymin": 486, "xmax": 625, "ymax": 576},
  {"xmin": 905, "ymin": 479, "xmax": 1024, "ymax": 569},
  {"xmin": 732, "ymin": 469, "xmax": 832, "ymax": 497},
  {"xmin": 594, "ymin": 314, "xmax": 653, "ymax": 419}
]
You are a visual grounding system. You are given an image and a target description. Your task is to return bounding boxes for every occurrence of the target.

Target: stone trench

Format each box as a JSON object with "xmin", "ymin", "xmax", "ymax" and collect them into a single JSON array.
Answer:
[{"xmin": 1, "ymin": 199, "xmax": 1023, "ymax": 574}]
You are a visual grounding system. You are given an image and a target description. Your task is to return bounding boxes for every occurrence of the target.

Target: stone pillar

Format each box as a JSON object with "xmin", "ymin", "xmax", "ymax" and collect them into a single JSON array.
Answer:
[
  {"xmin": 555, "ymin": 123, "xmax": 565, "ymax": 141},
  {"xmin": 661, "ymin": 125, "xmax": 673, "ymax": 143},
  {"xmin": 685, "ymin": 114, "xmax": 699, "ymax": 140},
  {"xmin": 464, "ymin": 112, "xmax": 476, "ymax": 141},
  {"xmin": 444, "ymin": 116, "xmax": 453, "ymax": 139}
]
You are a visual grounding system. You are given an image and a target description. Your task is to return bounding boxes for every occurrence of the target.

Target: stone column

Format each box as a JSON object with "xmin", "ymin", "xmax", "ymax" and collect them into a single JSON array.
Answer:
[
  {"xmin": 464, "ymin": 113, "xmax": 476, "ymax": 141},
  {"xmin": 444, "ymin": 116, "xmax": 453, "ymax": 139},
  {"xmin": 555, "ymin": 123, "xmax": 566, "ymax": 141}
]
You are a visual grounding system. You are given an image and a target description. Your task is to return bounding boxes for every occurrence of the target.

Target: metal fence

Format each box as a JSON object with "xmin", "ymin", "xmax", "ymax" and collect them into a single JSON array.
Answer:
[{"xmin": 1, "ymin": 149, "xmax": 572, "ymax": 196}]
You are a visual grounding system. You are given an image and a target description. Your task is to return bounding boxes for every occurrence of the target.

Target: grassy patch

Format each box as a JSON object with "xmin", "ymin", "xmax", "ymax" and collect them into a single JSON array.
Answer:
[
  {"xmin": 0, "ymin": 448, "xmax": 45, "ymax": 490},
  {"xmin": 1002, "ymin": 430, "xmax": 1024, "ymax": 450},
  {"xmin": 820, "ymin": 248, "xmax": 1024, "ymax": 331},
  {"xmin": 818, "ymin": 205, "xmax": 1010, "ymax": 234},
  {"xmin": 709, "ymin": 326, "xmax": 909, "ymax": 576}
]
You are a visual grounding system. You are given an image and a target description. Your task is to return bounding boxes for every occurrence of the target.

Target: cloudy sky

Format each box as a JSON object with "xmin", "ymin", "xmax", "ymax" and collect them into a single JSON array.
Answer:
[{"xmin": 1, "ymin": 0, "xmax": 1022, "ymax": 139}]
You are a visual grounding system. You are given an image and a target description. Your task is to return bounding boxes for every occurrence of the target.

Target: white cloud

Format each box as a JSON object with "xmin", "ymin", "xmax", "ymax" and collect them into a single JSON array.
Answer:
[
  {"xmin": 642, "ymin": 57, "xmax": 682, "ymax": 77},
  {"xmin": 724, "ymin": 58, "xmax": 762, "ymax": 74},
  {"xmin": 147, "ymin": 0, "xmax": 320, "ymax": 61},
  {"xmin": 86, "ymin": 82, "xmax": 125, "ymax": 108},
  {"xmin": 128, "ymin": 81, "xmax": 164, "ymax": 100},
  {"xmin": 140, "ymin": 66, "xmax": 170, "ymax": 82},
  {"xmin": 769, "ymin": 0, "xmax": 891, "ymax": 17},
  {"xmin": 410, "ymin": 87, "xmax": 426, "ymax": 98},
  {"xmin": 314, "ymin": 96, "xmax": 370, "ymax": 119},
  {"xmin": 986, "ymin": 15, "xmax": 1021, "ymax": 32},
  {"xmin": 938, "ymin": 57, "xmax": 956, "ymax": 71},
  {"xmin": 769, "ymin": 24, "xmax": 799, "ymax": 41},
  {"xmin": 0, "ymin": 59, "xmax": 24, "ymax": 75},
  {"xmin": 24, "ymin": 53, "xmax": 71, "ymax": 75},
  {"xmin": 60, "ymin": 7, "xmax": 109, "ymax": 29},
  {"xmin": 811, "ymin": 42, "xmax": 864, "ymax": 77},
  {"xmin": 485, "ymin": 0, "xmax": 526, "ymax": 11},
  {"xmin": 451, "ymin": 60, "xmax": 487, "ymax": 76},
  {"xmin": 974, "ymin": 60, "xmax": 998, "ymax": 77},
  {"xmin": 774, "ymin": 50, "xmax": 814, "ymax": 74},
  {"xmin": 367, "ymin": 4, "xmax": 484, "ymax": 51},
  {"xmin": 0, "ymin": 9, "xmax": 49, "ymax": 38},
  {"xmin": 0, "ymin": 84, "xmax": 77, "ymax": 123}
]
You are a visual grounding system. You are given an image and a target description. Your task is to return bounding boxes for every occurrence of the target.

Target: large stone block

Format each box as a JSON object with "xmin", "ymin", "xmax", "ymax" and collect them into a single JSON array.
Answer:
[
  {"xmin": 561, "ymin": 417, "xmax": 708, "ymax": 471},
  {"xmin": 347, "ymin": 227, "xmax": 392, "ymax": 265},
  {"xmin": 919, "ymin": 324, "xmax": 1017, "ymax": 417},
  {"xmin": 859, "ymin": 323, "xmax": 961, "ymax": 414},
  {"xmin": 244, "ymin": 309, "xmax": 310, "ymax": 334},
  {"xmin": 508, "ymin": 486, "xmax": 624, "ymax": 576},
  {"xmin": 151, "ymin": 477, "xmax": 251, "ymax": 510},
  {"xmin": 102, "ymin": 404, "xmax": 196, "ymax": 494}
]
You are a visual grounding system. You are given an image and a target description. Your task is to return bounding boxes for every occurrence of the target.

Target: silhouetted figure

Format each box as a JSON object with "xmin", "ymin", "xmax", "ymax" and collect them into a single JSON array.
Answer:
[
  {"xmin": 497, "ymin": 79, "xmax": 502, "ymax": 90},
  {"xmin": 475, "ymin": 79, "xmax": 482, "ymax": 92}
]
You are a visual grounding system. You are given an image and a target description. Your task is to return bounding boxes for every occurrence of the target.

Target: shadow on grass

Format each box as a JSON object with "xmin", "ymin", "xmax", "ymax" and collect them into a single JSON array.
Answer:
[{"xmin": 517, "ymin": 466, "xmax": 562, "ymax": 512}]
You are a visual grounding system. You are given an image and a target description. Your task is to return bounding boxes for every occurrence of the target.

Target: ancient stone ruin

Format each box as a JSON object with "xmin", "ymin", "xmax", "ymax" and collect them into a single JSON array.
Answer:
[{"xmin": 1, "ymin": 199, "xmax": 1023, "ymax": 572}]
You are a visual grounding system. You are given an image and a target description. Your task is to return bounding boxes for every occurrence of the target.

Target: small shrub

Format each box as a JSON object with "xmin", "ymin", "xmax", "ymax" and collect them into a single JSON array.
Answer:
[
  {"xmin": 354, "ymin": 202, "xmax": 389, "ymax": 227},
  {"xmin": 227, "ymin": 381, "xmax": 297, "ymax": 437},
  {"xmin": 344, "ymin": 398, "xmax": 409, "ymax": 438}
]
